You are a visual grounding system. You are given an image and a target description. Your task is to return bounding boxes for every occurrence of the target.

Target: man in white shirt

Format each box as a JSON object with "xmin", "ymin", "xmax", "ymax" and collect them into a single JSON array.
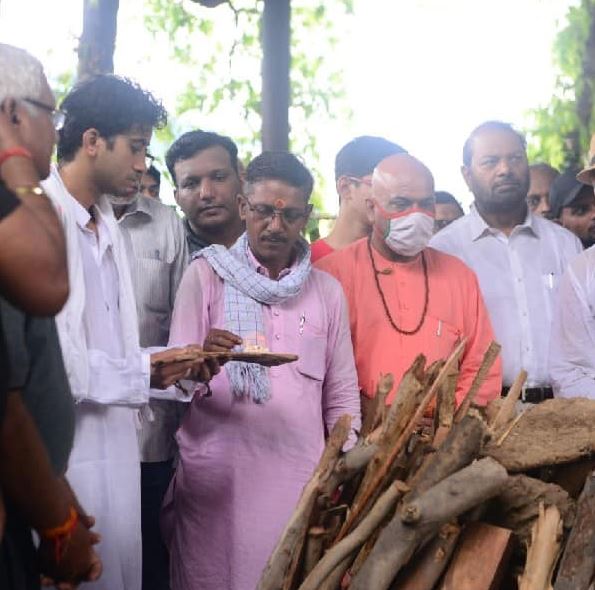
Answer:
[
  {"xmin": 431, "ymin": 120, "xmax": 582, "ymax": 401},
  {"xmin": 550, "ymin": 133, "xmax": 595, "ymax": 397},
  {"xmin": 42, "ymin": 75, "xmax": 212, "ymax": 590}
]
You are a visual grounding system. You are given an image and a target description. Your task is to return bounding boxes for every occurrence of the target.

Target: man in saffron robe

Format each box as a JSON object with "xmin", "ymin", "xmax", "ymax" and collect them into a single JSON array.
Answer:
[
  {"xmin": 316, "ymin": 153, "xmax": 501, "ymax": 421},
  {"xmin": 163, "ymin": 151, "xmax": 361, "ymax": 590}
]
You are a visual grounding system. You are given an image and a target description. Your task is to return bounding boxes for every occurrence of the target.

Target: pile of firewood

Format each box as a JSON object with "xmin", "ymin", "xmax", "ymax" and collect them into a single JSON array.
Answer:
[{"xmin": 257, "ymin": 341, "xmax": 595, "ymax": 590}]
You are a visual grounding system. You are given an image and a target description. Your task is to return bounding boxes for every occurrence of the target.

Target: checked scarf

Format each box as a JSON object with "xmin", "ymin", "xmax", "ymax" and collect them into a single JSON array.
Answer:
[{"xmin": 198, "ymin": 232, "xmax": 311, "ymax": 403}]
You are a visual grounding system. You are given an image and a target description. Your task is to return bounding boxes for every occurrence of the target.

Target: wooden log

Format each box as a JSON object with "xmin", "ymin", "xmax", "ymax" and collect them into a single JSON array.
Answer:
[
  {"xmin": 489, "ymin": 369, "xmax": 527, "ymax": 433},
  {"xmin": 487, "ymin": 475, "xmax": 574, "ymax": 544},
  {"xmin": 302, "ymin": 527, "xmax": 327, "ymax": 579},
  {"xmin": 454, "ymin": 340, "xmax": 501, "ymax": 423},
  {"xmin": 257, "ymin": 415, "xmax": 351, "ymax": 590},
  {"xmin": 554, "ymin": 472, "xmax": 595, "ymax": 590},
  {"xmin": 440, "ymin": 522, "xmax": 513, "ymax": 590},
  {"xmin": 391, "ymin": 522, "xmax": 461, "ymax": 590},
  {"xmin": 360, "ymin": 373, "xmax": 394, "ymax": 437},
  {"xmin": 349, "ymin": 457, "xmax": 508, "ymax": 590},
  {"xmin": 484, "ymin": 398, "xmax": 595, "ymax": 472},
  {"xmin": 408, "ymin": 414, "xmax": 487, "ymax": 495},
  {"xmin": 518, "ymin": 503, "xmax": 562, "ymax": 590},
  {"xmin": 433, "ymin": 362, "xmax": 458, "ymax": 447},
  {"xmin": 338, "ymin": 341, "xmax": 466, "ymax": 542},
  {"xmin": 298, "ymin": 481, "xmax": 405, "ymax": 590}
]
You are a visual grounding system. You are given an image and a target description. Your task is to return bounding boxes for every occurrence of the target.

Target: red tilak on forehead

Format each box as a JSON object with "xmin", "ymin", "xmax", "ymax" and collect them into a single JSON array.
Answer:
[{"xmin": 274, "ymin": 198, "xmax": 286, "ymax": 208}]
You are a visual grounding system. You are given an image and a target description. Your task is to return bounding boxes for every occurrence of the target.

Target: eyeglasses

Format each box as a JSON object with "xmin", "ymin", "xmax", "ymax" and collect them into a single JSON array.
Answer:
[
  {"xmin": 23, "ymin": 98, "xmax": 66, "ymax": 131},
  {"xmin": 244, "ymin": 198, "xmax": 311, "ymax": 225}
]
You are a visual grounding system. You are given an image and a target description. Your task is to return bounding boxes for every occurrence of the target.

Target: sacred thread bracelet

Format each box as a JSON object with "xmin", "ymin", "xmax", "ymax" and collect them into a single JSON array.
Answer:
[{"xmin": 38, "ymin": 506, "xmax": 79, "ymax": 563}]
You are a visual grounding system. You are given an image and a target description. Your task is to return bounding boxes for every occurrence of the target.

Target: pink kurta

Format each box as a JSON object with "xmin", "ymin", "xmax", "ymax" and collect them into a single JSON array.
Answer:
[{"xmin": 162, "ymin": 256, "xmax": 361, "ymax": 590}]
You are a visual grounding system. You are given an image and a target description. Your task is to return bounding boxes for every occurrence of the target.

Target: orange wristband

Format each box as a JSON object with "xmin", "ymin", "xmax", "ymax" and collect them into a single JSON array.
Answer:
[
  {"xmin": 39, "ymin": 506, "xmax": 79, "ymax": 563},
  {"xmin": 0, "ymin": 146, "xmax": 33, "ymax": 169}
]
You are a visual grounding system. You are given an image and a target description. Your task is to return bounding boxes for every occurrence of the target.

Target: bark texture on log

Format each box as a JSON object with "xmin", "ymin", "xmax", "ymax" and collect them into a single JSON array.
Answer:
[
  {"xmin": 487, "ymin": 475, "xmax": 574, "ymax": 544},
  {"xmin": 440, "ymin": 522, "xmax": 513, "ymax": 590},
  {"xmin": 392, "ymin": 522, "xmax": 461, "ymax": 590},
  {"xmin": 257, "ymin": 415, "xmax": 351, "ymax": 590},
  {"xmin": 350, "ymin": 458, "xmax": 508, "ymax": 590},
  {"xmin": 485, "ymin": 398, "xmax": 595, "ymax": 471},
  {"xmin": 554, "ymin": 472, "xmax": 595, "ymax": 590},
  {"xmin": 489, "ymin": 369, "xmax": 527, "ymax": 433},
  {"xmin": 518, "ymin": 503, "xmax": 562, "ymax": 590}
]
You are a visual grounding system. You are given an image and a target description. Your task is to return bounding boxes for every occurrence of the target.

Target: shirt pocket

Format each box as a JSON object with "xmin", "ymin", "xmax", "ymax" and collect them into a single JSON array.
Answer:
[
  {"xmin": 293, "ymin": 321, "xmax": 327, "ymax": 382},
  {"xmin": 425, "ymin": 314, "xmax": 462, "ymax": 362}
]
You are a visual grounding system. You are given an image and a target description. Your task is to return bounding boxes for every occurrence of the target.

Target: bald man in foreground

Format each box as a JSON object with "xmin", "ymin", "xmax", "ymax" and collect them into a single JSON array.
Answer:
[{"xmin": 316, "ymin": 154, "xmax": 501, "ymax": 421}]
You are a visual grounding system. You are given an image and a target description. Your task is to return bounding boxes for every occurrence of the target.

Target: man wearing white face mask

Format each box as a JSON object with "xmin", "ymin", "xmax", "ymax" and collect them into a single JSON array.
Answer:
[{"xmin": 316, "ymin": 153, "xmax": 501, "ymax": 422}]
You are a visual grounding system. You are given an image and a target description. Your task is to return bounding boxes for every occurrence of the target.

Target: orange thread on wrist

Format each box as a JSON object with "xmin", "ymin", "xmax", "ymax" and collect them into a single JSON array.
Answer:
[{"xmin": 39, "ymin": 506, "xmax": 79, "ymax": 563}]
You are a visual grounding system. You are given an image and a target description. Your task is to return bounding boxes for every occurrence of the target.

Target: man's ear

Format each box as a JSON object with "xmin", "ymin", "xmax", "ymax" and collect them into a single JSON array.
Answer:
[
  {"xmin": 461, "ymin": 165, "xmax": 473, "ymax": 191},
  {"xmin": 1, "ymin": 98, "xmax": 19, "ymax": 124},
  {"xmin": 81, "ymin": 128, "xmax": 101, "ymax": 157},
  {"xmin": 238, "ymin": 195, "xmax": 248, "ymax": 221},
  {"xmin": 336, "ymin": 176, "xmax": 352, "ymax": 204},
  {"xmin": 365, "ymin": 197, "xmax": 376, "ymax": 226},
  {"xmin": 173, "ymin": 187, "xmax": 180, "ymax": 206}
]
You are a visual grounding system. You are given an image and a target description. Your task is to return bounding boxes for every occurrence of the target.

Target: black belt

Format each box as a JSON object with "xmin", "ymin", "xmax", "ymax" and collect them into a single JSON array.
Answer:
[{"xmin": 501, "ymin": 386, "xmax": 553, "ymax": 404}]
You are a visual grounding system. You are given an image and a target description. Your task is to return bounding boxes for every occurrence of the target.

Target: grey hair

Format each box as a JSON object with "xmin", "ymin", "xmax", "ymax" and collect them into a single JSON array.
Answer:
[{"xmin": 0, "ymin": 44, "xmax": 45, "ymax": 103}]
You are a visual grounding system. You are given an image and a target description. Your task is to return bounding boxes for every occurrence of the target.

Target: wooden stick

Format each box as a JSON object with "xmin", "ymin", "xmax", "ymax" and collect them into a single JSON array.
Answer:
[
  {"xmin": 337, "ymin": 340, "xmax": 466, "ymax": 542},
  {"xmin": 302, "ymin": 527, "xmax": 327, "ymax": 579},
  {"xmin": 490, "ymin": 369, "xmax": 527, "ymax": 433},
  {"xmin": 392, "ymin": 522, "xmax": 461, "ymax": 590},
  {"xmin": 554, "ymin": 471, "xmax": 595, "ymax": 590},
  {"xmin": 257, "ymin": 415, "xmax": 352, "ymax": 590},
  {"xmin": 360, "ymin": 373, "xmax": 394, "ymax": 437},
  {"xmin": 349, "ymin": 457, "xmax": 508, "ymax": 590},
  {"xmin": 518, "ymin": 503, "xmax": 562, "ymax": 590},
  {"xmin": 298, "ymin": 481, "xmax": 405, "ymax": 590},
  {"xmin": 495, "ymin": 413, "xmax": 522, "ymax": 447},
  {"xmin": 454, "ymin": 340, "xmax": 501, "ymax": 423}
]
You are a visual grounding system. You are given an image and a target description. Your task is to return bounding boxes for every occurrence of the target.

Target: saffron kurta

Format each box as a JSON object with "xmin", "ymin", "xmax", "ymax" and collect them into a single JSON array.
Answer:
[
  {"xmin": 163, "ymin": 256, "xmax": 361, "ymax": 590},
  {"xmin": 316, "ymin": 239, "xmax": 501, "ymax": 406}
]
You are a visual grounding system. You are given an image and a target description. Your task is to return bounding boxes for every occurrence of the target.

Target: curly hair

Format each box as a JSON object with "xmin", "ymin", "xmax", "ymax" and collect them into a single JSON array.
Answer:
[
  {"xmin": 58, "ymin": 74, "xmax": 167, "ymax": 162},
  {"xmin": 244, "ymin": 151, "xmax": 314, "ymax": 202},
  {"xmin": 165, "ymin": 130, "xmax": 239, "ymax": 185}
]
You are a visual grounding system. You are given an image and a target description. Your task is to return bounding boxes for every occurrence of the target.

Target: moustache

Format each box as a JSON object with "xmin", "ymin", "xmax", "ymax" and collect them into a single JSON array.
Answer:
[{"xmin": 261, "ymin": 233, "xmax": 288, "ymax": 243}]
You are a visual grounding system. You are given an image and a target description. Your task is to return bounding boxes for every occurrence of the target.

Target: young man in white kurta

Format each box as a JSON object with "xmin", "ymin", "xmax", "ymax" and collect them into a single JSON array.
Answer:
[{"xmin": 42, "ymin": 75, "xmax": 203, "ymax": 590}]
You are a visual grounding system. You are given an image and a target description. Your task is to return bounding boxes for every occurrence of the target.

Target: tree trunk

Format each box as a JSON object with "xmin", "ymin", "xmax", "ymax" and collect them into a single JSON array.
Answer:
[{"xmin": 78, "ymin": 0, "xmax": 120, "ymax": 80}]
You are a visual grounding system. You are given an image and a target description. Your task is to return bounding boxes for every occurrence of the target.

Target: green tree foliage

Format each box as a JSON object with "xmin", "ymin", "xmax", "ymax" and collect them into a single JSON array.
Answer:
[
  {"xmin": 143, "ymin": 0, "xmax": 354, "ymax": 214},
  {"xmin": 526, "ymin": 0, "xmax": 595, "ymax": 170}
]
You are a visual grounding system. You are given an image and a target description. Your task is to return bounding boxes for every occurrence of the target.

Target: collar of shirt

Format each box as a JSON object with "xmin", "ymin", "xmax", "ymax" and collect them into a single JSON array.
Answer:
[
  {"xmin": 246, "ymin": 245, "xmax": 293, "ymax": 280},
  {"xmin": 70, "ymin": 195, "xmax": 114, "ymax": 259},
  {"xmin": 185, "ymin": 217, "xmax": 212, "ymax": 254},
  {"xmin": 469, "ymin": 205, "xmax": 540, "ymax": 242},
  {"xmin": 118, "ymin": 196, "xmax": 154, "ymax": 221}
]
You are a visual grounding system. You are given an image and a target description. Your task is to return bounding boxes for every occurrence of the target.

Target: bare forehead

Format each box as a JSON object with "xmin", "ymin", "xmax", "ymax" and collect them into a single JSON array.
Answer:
[
  {"xmin": 250, "ymin": 179, "xmax": 306, "ymax": 205},
  {"xmin": 471, "ymin": 128, "xmax": 526, "ymax": 158},
  {"xmin": 373, "ymin": 156, "xmax": 434, "ymax": 196},
  {"xmin": 176, "ymin": 145, "xmax": 233, "ymax": 177}
]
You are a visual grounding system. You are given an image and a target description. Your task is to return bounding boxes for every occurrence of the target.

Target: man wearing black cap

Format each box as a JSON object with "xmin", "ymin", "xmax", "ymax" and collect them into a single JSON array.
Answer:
[
  {"xmin": 550, "ymin": 133, "xmax": 595, "ymax": 398},
  {"xmin": 310, "ymin": 136, "xmax": 406, "ymax": 262},
  {"xmin": 549, "ymin": 169, "xmax": 595, "ymax": 248}
]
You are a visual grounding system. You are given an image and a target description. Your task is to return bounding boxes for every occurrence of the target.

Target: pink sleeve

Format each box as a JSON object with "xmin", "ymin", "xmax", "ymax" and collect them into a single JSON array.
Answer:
[
  {"xmin": 168, "ymin": 259, "xmax": 213, "ymax": 348},
  {"xmin": 455, "ymin": 270, "xmax": 502, "ymax": 406}
]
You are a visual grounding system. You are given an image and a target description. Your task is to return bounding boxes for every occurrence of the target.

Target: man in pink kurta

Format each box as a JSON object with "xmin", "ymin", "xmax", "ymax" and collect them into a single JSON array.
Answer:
[
  {"xmin": 163, "ymin": 152, "xmax": 361, "ymax": 590},
  {"xmin": 316, "ymin": 153, "xmax": 502, "ymax": 422}
]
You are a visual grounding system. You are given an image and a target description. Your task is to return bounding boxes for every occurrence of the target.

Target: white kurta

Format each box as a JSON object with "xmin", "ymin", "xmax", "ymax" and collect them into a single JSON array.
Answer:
[{"xmin": 66, "ymin": 200, "xmax": 145, "ymax": 590}]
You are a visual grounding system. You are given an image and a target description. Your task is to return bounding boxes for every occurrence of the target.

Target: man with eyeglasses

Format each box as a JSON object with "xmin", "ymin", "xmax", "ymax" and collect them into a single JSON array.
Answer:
[
  {"xmin": 317, "ymin": 153, "xmax": 501, "ymax": 426},
  {"xmin": 41, "ymin": 74, "xmax": 213, "ymax": 590},
  {"xmin": 0, "ymin": 44, "xmax": 102, "ymax": 589},
  {"xmin": 310, "ymin": 135, "xmax": 407, "ymax": 262},
  {"xmin": 163, "ymin": 151, "xmax": 361, "ymax": 590},
  {"xmin": 431, "ymin": 121, "xmax": 581, "ymax": 404}
]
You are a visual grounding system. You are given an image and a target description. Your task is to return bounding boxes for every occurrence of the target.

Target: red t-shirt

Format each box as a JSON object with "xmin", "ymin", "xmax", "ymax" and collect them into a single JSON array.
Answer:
[{"xmin": 310, "ymin": 238, "xmax": 335, "ymax": 263}]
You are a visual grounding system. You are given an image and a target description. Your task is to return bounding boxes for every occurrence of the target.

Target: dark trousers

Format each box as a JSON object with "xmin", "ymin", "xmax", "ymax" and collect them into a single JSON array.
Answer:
[{"xmin": 141, "ymin": 460, "xmax": 174, "ymax": 590}]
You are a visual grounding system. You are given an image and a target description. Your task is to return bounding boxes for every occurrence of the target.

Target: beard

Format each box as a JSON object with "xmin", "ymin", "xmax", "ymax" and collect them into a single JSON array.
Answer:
[{"xmin": 108, "ymin": 194, "xmax": 138, "ymax": 207}]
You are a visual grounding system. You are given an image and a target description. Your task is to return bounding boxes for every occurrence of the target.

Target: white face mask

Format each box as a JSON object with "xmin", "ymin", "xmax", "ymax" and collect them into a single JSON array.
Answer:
[{"xmin": 382, "ymin": 210, "xmax": 435, "ymax": 257}]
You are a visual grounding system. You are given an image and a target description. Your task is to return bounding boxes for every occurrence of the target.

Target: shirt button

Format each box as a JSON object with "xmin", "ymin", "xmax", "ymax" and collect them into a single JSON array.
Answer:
[
  {"xmin": 275, "ymin": 334, "xmax": 281, "ymax": 341},
  {"xmin": 273, "ymin": 310, "xmax": 280, "ymax": 317}
]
